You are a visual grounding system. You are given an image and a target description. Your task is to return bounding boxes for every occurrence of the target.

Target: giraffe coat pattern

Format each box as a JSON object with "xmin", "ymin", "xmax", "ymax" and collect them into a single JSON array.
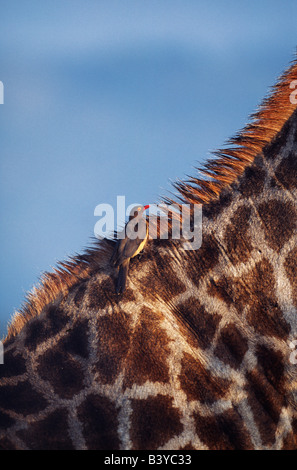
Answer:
[{"xmin": 1, "ymin": 55, "xmax": 297, "ymax": 450}]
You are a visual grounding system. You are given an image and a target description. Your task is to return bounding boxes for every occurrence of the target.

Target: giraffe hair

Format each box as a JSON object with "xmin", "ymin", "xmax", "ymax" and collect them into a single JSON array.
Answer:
[
  {"xmin": 4, "ymin": 52, "xmax": 297, "ymax": 342},
  {"xmin": 166, "ymin": 53, "xmax": 297, "ymax": 205}
]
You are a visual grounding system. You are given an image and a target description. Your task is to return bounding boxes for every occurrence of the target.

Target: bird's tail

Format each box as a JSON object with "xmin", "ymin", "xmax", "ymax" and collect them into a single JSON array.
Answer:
[{"xmin": 116, "ymin": 259, "xmax": 130, "ymax": 294}]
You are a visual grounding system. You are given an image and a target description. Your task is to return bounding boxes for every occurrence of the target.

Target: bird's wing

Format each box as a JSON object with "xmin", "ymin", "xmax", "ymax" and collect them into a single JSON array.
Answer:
[
  {"xmin": 112, "ymin": 219, "xmax": 147, "ymax": 265},
  {"xmin": 111, "ymin": 236, "xmax": 135, "ymax": 266},
  {"xmin": 121, "ymin": 237, "xmax": 143, "ymax": 260}
]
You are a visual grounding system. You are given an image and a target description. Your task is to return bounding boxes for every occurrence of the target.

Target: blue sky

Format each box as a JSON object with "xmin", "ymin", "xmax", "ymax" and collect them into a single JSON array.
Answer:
[{"xmin": 0, "ymin": 0, "xmax": 297, "ymax": 337}]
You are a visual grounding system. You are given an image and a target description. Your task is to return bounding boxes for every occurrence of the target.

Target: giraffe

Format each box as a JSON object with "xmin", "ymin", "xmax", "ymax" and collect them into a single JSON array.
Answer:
[{"xmin": 1, "ymin": 54, "xmax": 297, "ymax": 451}]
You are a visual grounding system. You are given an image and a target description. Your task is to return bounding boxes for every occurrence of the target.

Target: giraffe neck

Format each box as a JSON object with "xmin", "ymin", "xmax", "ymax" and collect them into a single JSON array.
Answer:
[{"xmin": 1, "ymin": 60, "xmax": 297, "ymax": 450}]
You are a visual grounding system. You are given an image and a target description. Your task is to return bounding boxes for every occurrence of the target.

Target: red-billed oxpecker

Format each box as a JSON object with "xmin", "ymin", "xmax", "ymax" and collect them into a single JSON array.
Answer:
[{"xmin": 111, "ymin": 205, "xmax": 150, "ymax": 294}]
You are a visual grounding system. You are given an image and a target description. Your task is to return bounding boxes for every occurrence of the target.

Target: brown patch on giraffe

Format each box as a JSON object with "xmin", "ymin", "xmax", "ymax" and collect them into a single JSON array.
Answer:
[
  {"xmin": 87, "ymin": 276, "xmax": 116, "ymax": 310},
  {"xmin": 37, "ymin": 346, "xmax": 85, "ymax": 400},
  {"xmin": 237, "ymin": 156, "xmax": 266, "ymax": 198},
  {"xmin": 245, "ymin": 259, "xmax": 291, "ymax": 339},
  {"xmin": 122, "ymin": 286, "xmax": 137, "ymax": 300},
  {"xmin": 77, "ymin": 394, "xmax": 120, "ymax": 450},
  {"xmin": 245, "ymin": 368, "xmax": 286, "ymax": 446},
  {"xmin": 223, "ymin": 258, "xmax": 290, "ymax": 339},
  {"xmin": 284, "ymin": 246, "xmax": 297, "ymax": 309},
  {"xmin": 175, "ymin": 297, "xmax": 221, "ymax": 350},
  {"xmin": 194, "ymin": 408, "xmax": 253, "ymax": 450},
  {"xmin": 24, "ymin": 304, "xmax": 69, "ymax": 351},
  {"xmin": 130, "ymin": 395, "xmax": 183, "ymax": 450},
  {"xmin": 123, "ymin": 307, "xmax": 171, "ymax": 389},
  {"xmin": 256, "ymin": 344, "xmax": 286, "ymax": 395},
  {"xmin": 95, "ymin": 311, "xmax": 132, "ymax": 385},
  {"xmin": 179, "ymin": 443, "xmax": 197, "ymax": 450},
  {"xmin": 59, "ymin": 319, "xmax": 90, "ymax": 359},
  {"xmin": 250, "ymin": 345, "xmax": 287, "ymax": 446},
  {"xmin": 88, "ymin": 276, "xmax": 136, "ymax": 310},
  {"xmin": 0, "ymin": 410, "xmax": 16, "ymax": 432},
  {"xmin": 0, "ymin": 380, "xmax": 48, "ymax": 416},
  {"xmin": 0, "ymin": 349, "xmax": 26, "ymax": 378},
  {"xmin": 140, "ymin": 248, "xmax": 187, "ymax": 301},
  {"xmin": 223, "ymin": 205, "xmax": 253, "ymax": 265},
  {"xmin": 73, "ymin": 280, "xmax": 88, "ymax": 306},
  {"xmin": 207, "ymin": 276, "xmax": 233, "ymax": 306},
  {"xmin": 257, "ymin": 199, "xmax": 297, "ymax": 253},
  {"xmin": 184, "ymin": 233, "xmax": 220, "ymax": 285},
  {"xmin": 275, "ymin": 151, "xmax": 297, "ymax": 190},
  {"xmin": 17, "ymin": 409, "xmax": 74, "ymax": 450},
  {"xmin": 203, "ymin": 190, "xmax": 233, "ymax": 220},
  {"xmin": 179, "ymin": 352, "xmax": 231, "ymax": 404},
  {"xmin": 214, "ymin": 324, "xmax": 249, "ymax": 370}
]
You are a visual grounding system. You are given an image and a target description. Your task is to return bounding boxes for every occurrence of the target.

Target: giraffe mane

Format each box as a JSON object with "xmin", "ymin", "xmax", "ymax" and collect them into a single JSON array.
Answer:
[
  {"xmin": 5, "ymin": 52, "xmax": 297, "ymax": 342},
  {"xmin": 164, "ymin": 53, "xmax": 297, "ymax": 206}
]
